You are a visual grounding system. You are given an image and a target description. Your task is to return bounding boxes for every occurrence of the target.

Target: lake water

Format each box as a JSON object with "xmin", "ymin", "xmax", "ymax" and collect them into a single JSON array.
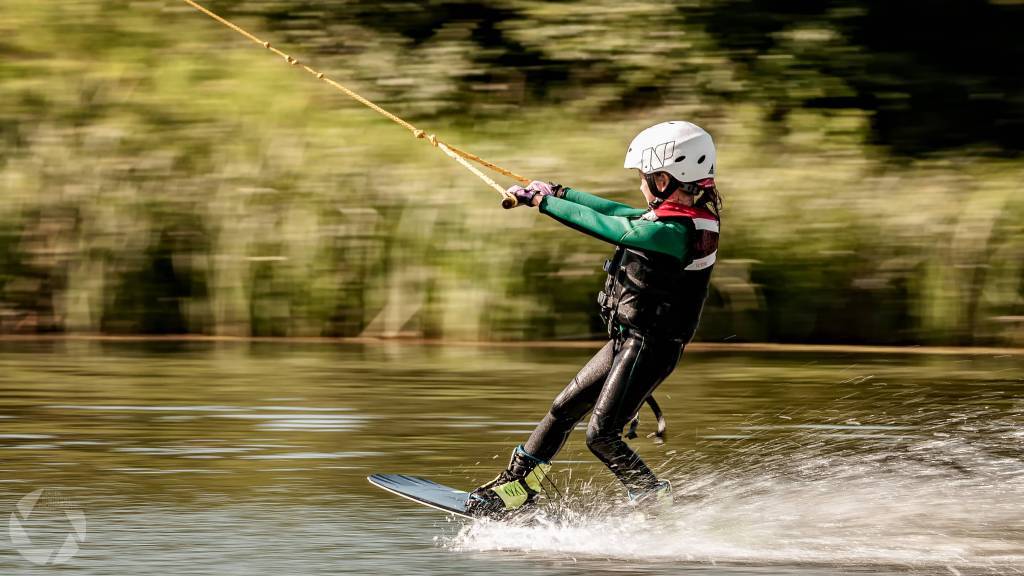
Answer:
[{"xmin": 0, "ymin": 341, "xmax": 1021, "ymax": 575}]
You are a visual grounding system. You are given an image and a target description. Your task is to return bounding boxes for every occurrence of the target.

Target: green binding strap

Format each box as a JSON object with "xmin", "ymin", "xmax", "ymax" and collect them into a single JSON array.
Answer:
[
  {"xmin": 523, "ymin": 463, "xmax": 551, "ymax": 493},
  {"xmin": 491, "ymin": 479, "xmax": 529, "ymax": 509},
  {"xmin": 491, "ymin": 461, "xmax": 551, "ymax": 510}
]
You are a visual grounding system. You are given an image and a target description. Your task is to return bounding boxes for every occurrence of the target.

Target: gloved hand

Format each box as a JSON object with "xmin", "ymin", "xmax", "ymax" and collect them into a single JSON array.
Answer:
[
  {"xmin": 506, "ymin": 185, "xmax": 538, "ymax": 208},
  {"xmin": 506, "ymin": 181, "xmax": 564, "ymax": 208},
  {"xmin": 526, "ymin": 181, "xmax": 563, "ymax": 198}
]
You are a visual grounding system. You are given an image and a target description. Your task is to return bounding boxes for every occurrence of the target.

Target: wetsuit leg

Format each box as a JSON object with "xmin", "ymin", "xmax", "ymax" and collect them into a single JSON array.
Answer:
[
  {"xmin": 585, "ymin": 334, "xmax": 681, "ymax": 492},
  {"xmin": 523, "ymin": 340, "xmax": 616, "ymax": 462}
]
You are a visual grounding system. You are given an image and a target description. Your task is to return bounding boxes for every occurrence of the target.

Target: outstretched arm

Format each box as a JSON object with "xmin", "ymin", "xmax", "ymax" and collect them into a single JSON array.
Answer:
[
  {"xmin": 539, "ymin": 196, "xmax": 689, "ymax": 262},
  {"xmin": 559, "ymin": 187, "xmax": 646, "ymax": 218},
  {"xmin": 509, "ymin": 181, "xmax": 643, "ymax": 216}
]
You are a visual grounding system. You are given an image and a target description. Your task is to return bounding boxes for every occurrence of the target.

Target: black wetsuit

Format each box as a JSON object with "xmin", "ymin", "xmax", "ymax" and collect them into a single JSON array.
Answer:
[{"xmin": 523, "ymin": 187, "xmax": 720, "ymax": 492}]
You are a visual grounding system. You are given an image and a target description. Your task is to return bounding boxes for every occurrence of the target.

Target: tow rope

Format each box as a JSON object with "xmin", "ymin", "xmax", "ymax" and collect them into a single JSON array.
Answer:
[
  {"xmin": 180, "ymin": 1, "xmax": 669, "ymax": 442},
  {"xmin": 180, "ymin": 0, "xmax": 527, "ymax": 208}
]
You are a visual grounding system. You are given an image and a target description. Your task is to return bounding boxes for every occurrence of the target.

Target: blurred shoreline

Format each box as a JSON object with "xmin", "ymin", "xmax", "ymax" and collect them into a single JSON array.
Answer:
[
  {"xmin": 0, "ymin": 334, "xmax": 1019, "ymax": 356},
  {"xmin": 2, "ymin": 1, "xmax": 1021, "ymax": 347}
]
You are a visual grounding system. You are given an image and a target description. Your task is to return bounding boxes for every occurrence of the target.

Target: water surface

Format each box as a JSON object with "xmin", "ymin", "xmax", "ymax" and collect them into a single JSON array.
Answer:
[{"xmin": 0, "ymin": 341, "xmax": 1021, "ymax": 575}]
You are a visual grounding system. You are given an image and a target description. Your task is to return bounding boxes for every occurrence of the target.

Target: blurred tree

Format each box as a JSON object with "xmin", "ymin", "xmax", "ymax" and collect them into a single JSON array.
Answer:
[
  {"xmin": 688, "ymin": 0, "xmax": 1024, "ymax": 155},
  {"xmin": 0, "ymin": 0, "xmax": 1021, "ymax": 344}
]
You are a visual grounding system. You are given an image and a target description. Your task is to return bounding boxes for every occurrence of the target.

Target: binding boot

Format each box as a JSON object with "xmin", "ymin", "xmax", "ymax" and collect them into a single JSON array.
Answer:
[
  {"xmin": 627, "ymin": 479, "xmax": 673, "ymax": 514},
  {"xmin": 465, "ymin": 445, "xmax": 551, "ymax": 517}
]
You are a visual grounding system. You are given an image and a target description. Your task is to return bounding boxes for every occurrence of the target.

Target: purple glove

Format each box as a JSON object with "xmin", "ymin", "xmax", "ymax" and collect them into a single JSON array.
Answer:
[
  {"xmin": 506, "ymin": 181, "xmax": 564, "ymax": 207},
  {"xmin": 527, "ymin": 181, "xmax": 563, "ymax": 198},
  {"xmin": 506, "ymin": 184, "xmax": 537, "ymax": 208}
]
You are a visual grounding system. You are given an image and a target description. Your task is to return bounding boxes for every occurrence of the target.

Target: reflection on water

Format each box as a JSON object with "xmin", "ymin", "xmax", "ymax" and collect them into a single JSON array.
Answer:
[{"xmin": 0, "ymin": 341, "xmax": 1020, "ymax": 575}]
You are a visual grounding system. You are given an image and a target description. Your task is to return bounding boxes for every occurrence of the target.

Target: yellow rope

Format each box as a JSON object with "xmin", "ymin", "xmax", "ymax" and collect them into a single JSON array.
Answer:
[{"xmin": 180, "ymin": 0, "xmax": 527, "ymax": 207}]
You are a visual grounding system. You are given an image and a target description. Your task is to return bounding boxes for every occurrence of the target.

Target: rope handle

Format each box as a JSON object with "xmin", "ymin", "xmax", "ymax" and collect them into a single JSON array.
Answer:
[
  {"xmin": 180, "ymin": 0, "xmax": 525, "ymax": 208},
  {"xmin": 626, "ymin": 396, "xmax": 666, "ymax": 444}
]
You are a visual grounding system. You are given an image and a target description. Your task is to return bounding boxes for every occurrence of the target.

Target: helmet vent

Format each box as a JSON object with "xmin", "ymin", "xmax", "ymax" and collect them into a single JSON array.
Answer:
[
  {"xmin": 697, "ymin": 155, "xmax": 706, "ymax": 164},
  {"xmin": 674, "ymin": 155, "xmax": 686, "ymax": 163}
]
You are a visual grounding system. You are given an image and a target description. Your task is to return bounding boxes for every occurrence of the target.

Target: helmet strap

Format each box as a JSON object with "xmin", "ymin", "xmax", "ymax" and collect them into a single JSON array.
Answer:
[{"xmin": 679, "ymin": 180, "xmax": 702, "ymax": 196}]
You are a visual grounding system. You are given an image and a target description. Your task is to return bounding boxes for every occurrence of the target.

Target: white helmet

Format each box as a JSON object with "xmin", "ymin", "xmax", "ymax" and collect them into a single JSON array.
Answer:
[{"xmin": 624, "ymin": 121, "xmax": 716, "ymax": 186}]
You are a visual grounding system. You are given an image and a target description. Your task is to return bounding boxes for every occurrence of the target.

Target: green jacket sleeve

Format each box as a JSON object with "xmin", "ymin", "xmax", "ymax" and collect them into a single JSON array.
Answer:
[
  {"xmin": 561, "ymin": 187, "xmax": 647, "ymax": 218},
  {"xmin": 539, "ymin": 196, "xmax": 690, "ymax": 262}
]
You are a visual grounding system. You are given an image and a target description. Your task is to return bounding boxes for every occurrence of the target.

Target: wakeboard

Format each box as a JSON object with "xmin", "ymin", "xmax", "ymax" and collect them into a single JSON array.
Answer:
[{"xmin": 367, "ymin": 474, "xmax": 475, "ymax": 519}]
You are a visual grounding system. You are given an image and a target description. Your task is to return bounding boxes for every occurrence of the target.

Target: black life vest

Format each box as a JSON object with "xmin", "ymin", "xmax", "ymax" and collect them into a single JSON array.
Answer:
[{"xmin": 596, "ymin": 202, "xmax": 719, "ymax": 342}]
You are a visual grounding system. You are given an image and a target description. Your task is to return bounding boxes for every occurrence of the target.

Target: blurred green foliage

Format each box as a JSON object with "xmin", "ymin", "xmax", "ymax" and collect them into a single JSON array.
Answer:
[{"xmin": 0, "ymin": 0, "xmax": 1021, "ymax": 345}]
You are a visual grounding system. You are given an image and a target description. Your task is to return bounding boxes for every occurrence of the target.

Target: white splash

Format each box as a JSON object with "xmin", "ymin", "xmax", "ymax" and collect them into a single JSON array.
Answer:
[{"xmin": 444, "ymin": 404, "xmax": 1024, "ymax": 572}]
